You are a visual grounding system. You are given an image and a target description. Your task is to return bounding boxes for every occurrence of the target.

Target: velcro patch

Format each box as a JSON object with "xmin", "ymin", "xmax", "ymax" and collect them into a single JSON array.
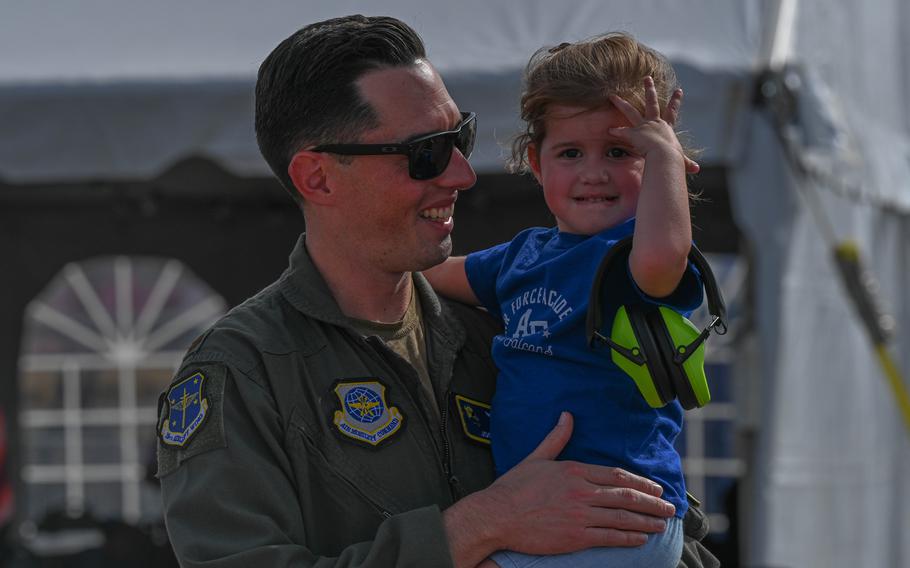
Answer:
[
  {"xmin": 455, "ymin": 394, "xmax": 491, "ymax": 445},
  {"xmin": 159, "ymin": 371, "xmax": 209, "ymax": 447},
  {"xmin": 333, "ymin": 380, "xmax": 403, "ymax": 446}
]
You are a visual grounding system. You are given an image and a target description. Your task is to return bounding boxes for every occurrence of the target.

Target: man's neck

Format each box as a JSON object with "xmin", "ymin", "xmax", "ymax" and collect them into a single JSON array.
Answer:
[{"xmin": 305, "ymin": 233, "xmax": 412, "ymax": 323}]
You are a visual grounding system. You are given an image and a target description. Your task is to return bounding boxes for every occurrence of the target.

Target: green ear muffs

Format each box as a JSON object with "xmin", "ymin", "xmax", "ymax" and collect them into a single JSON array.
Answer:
[{"xmin": 585, "ymin": 237, "xmax": 727, "ymax": 410}]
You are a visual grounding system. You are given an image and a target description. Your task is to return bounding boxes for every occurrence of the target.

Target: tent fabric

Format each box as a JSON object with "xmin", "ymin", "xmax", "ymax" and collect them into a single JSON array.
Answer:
[
  {"xmin": 0, "ymin": 1, "xmax": 759, "ymax": 81},
  {"xmin": 0, "ymin": 65, "xmax": 746, "ymax": 183},
  {"xmin": 731, "ymin": 112, "xmax": 910, "ymax": 567},
  {"xmin": 0, "ymin": 0, "xmax": 759, "ymax": 182},
  {"xmin": 2, "ymin": 1, "xmax": 910, "ymax": 567},
  {"xmin": 736, "ymin": 2, "xmax": 910, "ymax": 565}
]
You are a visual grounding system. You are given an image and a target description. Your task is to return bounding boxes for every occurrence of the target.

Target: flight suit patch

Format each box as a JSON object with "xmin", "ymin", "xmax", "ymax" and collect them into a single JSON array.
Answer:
[
  {"xmin": 454, "ymin": 394, "xmax": 491, "ymax": 445},
  {"xmin": 156, "ymin": 364, "xmax": 227, "ymax": 479},
  {"xmin": 159, "ymin": 371, "xmax": 209, "ymax": 447},
  {"xmin": 332, "ymin": 380, "xmax": 403, "ymax": 446}
]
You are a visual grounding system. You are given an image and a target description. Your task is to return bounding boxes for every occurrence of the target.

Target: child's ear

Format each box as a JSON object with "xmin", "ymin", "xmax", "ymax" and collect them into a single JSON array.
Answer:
[
  {"xmin": 527, "ymin": 143, "xmax": 543, "ymax": 184},
  {"xmin": 288, "ymin": 151, "xmax": 333, "ymax": 205}
]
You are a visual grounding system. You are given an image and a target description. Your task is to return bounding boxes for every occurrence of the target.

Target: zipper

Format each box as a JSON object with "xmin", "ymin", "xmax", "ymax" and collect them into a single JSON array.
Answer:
[
  {"xmin": 439, "ymin": 389, "xmax": 462, "ymax": 501},
  {"xmin": 296, "ymin": 424, "xmax": 393, "ymax": 519},
  {"xmin": 363, "ymin": 333, "xmax": 461, "ymax": 501},
  {"xmin": 365, "ymin": 335, "xmax": 455, "ymax": 496}
]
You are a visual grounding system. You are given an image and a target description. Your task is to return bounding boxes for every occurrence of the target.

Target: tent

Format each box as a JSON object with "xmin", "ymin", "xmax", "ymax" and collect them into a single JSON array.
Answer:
[{"xmin": 2, "ymin": 1, "xmax": 908, "ymax": 566}]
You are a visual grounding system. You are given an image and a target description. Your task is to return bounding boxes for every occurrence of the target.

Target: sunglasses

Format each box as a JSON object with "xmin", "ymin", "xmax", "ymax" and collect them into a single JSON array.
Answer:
[{"xmin": 312, "ymin": 112, "xmax": 476, "ymax": 180}]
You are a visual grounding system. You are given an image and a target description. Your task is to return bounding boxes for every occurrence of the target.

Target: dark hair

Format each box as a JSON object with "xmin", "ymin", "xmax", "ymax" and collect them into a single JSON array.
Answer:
[
  {"xmin": 255, "ymin": 15, "xmax": 427, "ymax": 200},
  {"xmin": 511, "ymin": 32, "xmax": 692, "ymax": 174}
]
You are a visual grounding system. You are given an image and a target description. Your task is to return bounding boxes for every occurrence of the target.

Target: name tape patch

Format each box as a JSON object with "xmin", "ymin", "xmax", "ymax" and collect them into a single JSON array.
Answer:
[
  {"xmin": 455, "ymin": 394, "xmax": 491, "ymax": 445},
  {"xmin": 333, "ymin": 380, "xmax": 403, "ymax": 446},
  {"xmin": 160, "ymin": 372, "xmax": 209, "ymax": 447}
]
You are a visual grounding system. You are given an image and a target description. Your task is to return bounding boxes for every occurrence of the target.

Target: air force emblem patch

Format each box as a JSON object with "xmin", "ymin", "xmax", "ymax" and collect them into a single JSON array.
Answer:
[
  {"xmin": 160, "ymin": 372, "xmax": 209, "ymax": 447},
  {"xmin": 333, "ymin": 380, "xmax": 403, "ymax": 446},
  {"xmin": 454, "ymin": 394, "xmax": 491, "ymax": 445}
]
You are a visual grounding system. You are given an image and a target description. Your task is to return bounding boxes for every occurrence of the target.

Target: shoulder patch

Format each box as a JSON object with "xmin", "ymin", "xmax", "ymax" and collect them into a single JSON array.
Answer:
[
  {"xmin": 454, "ymin": 394, "xmax": 491, "ymax": 445},
  {"xmin": 159, "ymin": 371, "xmax": 210, "ymax": 447},
  {"xmin": 332, "ymin": 380, "xmax": 403, "ymax": 446}
]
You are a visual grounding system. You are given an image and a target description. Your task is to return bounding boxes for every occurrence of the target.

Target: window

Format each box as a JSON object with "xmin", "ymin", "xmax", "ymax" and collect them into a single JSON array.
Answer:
[{"xmin": 18, "ymin": 256, "xmax": 226, "ymax": 524}]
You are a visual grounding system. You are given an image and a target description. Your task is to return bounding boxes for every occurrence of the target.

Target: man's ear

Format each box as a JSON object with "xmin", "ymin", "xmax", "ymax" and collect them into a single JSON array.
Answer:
[
  {"xmin": 527, "ymin": 143, "xmax": 543, "ymax": 184},
  {"xmin": 288, "ymin": 151, "xmax": 333, "ymax": 205}
]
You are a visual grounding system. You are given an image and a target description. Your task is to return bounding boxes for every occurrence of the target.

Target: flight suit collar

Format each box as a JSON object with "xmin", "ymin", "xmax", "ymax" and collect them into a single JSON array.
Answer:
[
  {"xmin": 278, "ymin": 233, "xmax": 466, "ymax": 352},
  {"xmin": 278, "ymin": 234, "xmax": 349, "ymax": 327}
]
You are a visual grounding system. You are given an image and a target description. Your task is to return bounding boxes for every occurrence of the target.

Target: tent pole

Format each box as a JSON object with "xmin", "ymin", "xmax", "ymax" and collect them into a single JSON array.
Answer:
[
  {"xmin": 760, "ymin": 0, "xmax": 799, "ymax": 70},
  {"xmin": 754, "ymin": 68, "xmax": 910, "ymax": 434}
]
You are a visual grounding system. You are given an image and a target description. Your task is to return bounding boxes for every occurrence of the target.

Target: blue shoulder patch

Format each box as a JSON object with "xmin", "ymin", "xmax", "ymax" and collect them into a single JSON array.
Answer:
[
  {"xmin": 159, "ymin": 371, "xmax": 209, "ymax": 447},
  {"xmin": 455, "ymin": 394, "xmax": 491, "ymax": 445}
]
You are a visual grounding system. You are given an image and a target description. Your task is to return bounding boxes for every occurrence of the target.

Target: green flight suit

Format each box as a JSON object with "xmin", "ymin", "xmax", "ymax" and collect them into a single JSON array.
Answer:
[{"xmin": 157, "ymin": 235, "xmax": 718, "ymax": 568}]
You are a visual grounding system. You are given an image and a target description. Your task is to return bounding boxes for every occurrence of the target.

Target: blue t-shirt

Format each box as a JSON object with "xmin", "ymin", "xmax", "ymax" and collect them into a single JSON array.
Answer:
[{"xmin": 465, "ymin": 218, "xmax": 703, "ymax": 517}]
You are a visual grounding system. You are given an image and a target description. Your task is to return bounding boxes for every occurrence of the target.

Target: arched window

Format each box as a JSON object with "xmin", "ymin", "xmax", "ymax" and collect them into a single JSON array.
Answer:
[{"xmin": 18, "ymin": 256, "xmax": 226, "ymax": 524}]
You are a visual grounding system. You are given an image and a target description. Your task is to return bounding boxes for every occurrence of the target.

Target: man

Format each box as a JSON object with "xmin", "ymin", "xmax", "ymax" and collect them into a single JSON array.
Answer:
[{"xmin": 157, "ymin": 15, "xmax": 718, "ymax": 567}]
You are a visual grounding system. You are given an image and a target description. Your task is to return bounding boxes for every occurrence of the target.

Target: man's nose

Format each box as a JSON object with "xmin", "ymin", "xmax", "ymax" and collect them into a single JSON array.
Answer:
[{"xmin": 438, "ymin": 148, "xmax": 477, "ymax": 191}]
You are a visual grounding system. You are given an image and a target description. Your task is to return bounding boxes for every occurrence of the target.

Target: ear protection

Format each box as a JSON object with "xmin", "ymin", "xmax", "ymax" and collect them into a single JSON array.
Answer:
[{"xmin": 585, "ymin": 237, "xmax": 727, "ymax": 410}]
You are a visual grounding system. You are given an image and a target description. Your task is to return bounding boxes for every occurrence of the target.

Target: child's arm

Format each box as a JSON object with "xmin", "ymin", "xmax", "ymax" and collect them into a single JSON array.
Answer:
[
  {"xmin": 609, "ymin": 77, "xmax": 693, "ymax": 298},
  {"xmin": 422, "ymin": 256, "xmax": 481, "ymax": 305}
]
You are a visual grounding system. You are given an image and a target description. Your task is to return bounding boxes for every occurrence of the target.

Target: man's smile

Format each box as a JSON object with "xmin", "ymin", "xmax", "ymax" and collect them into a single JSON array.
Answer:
[{"xmin": 419, "ymin": 203, "xmax": 455, "ymax": 222}]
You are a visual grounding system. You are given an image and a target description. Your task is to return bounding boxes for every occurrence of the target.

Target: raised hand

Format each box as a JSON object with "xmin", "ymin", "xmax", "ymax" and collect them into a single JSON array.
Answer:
[
  {"xmin": 664, "ymin": 88, "xmax": 700, "ymax": 174},
  {"xmin": 609, "ymin": 77, "xmax": 699, "ymax": 174}
]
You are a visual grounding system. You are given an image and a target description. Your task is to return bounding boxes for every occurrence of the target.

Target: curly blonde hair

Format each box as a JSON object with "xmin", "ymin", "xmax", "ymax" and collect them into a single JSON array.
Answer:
[{"xmin": 510, "ymin": 32, "xmax": 690, "ymax": 174}]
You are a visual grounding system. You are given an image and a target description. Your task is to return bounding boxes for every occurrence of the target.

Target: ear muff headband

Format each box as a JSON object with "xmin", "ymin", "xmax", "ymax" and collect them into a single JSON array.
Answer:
[
  {"xmin": 585, "ymin": 237, "xmax": 726, "ymax": 409},
  {"xmin": 586, "ymin": 237, "xmax": 727, "ymax": 344}
]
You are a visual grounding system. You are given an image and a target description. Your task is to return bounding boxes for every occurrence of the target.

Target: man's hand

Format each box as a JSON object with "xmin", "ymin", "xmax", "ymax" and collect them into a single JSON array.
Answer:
[{"xmin": 443, "ymin": 412, "xmax": 675, "ymax": 567}]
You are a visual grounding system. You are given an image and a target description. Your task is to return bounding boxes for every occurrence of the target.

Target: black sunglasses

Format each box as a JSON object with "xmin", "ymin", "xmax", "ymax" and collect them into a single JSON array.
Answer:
[{"xmin": 312, "ymin": 112, "xmax": 476, "ymax": 180}]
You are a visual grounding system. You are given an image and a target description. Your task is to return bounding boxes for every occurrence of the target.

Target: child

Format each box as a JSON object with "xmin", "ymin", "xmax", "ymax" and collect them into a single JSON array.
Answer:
[{"xmin": 423, "ymin": 33, "xmax": 703, "ymax": 567}]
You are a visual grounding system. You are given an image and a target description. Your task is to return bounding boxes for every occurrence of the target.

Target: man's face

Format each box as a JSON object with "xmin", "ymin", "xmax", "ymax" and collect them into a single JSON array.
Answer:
[{"xmin": 322, "ymin": 61, "xmax": 477, "ymax": 274}]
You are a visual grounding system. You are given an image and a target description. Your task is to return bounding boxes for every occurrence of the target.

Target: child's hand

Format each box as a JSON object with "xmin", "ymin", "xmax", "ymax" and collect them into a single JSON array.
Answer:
[
  {"xmin": 608, "ymin": 77, "xmax": 699, "ymax": 174},
  {"xmin": 662, "ymin": 87, "xmax": 700, "ymax": 174}
]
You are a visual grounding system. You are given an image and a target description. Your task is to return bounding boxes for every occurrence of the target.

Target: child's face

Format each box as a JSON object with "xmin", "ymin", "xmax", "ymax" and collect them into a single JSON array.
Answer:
[{"xmin": 529, "ymin": 104, "xmax": 644, "ymax": 235}]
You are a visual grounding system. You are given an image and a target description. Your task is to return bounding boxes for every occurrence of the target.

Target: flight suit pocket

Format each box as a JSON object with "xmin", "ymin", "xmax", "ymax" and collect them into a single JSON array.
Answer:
[{"xmin": 288, "ymin": 409, "xmax": 401, "ymax": 518}]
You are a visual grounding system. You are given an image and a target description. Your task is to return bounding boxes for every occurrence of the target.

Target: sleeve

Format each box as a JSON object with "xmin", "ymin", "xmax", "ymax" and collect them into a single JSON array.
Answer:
[
  {"xmin": 630, "ymin": 257, "xmax": 704, "ymax": 316},
  {"xmin": 157, "ymin": 360, "xmax": 457, "ymax": 568},
  {"xmin": 464, "ymin": 241, "xmax": 512, "ymax": 318}
]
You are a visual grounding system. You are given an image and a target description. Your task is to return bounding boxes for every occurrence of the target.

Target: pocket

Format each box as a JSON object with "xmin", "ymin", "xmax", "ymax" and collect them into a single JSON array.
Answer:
[
  {"xmin": 287, "ymin": 405, "xmax": 436, "ymax": 516},
  {"xmin": 292, "ymin": 419, "xmax": 394, "ymax": 519}
]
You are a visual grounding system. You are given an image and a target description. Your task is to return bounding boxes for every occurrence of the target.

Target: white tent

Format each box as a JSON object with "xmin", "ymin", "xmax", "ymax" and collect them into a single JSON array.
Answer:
[{"xmin": 3, "ymin": 1, "xmax": 909, "ymax": 566}]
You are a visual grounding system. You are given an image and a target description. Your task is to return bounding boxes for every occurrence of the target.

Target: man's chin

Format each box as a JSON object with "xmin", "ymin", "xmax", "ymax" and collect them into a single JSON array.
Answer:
[{"xmin": 414, "ymin": 238, "xmax": 453, "ymax": 272}]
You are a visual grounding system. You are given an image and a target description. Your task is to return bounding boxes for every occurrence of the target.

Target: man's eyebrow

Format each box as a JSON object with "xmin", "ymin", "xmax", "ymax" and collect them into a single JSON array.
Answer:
[
  {"xmin": 402, "ymin": 116, "xmax": 462, "ymax": 143},
  {"xmin": 402, "ymin": 129, "xmax": 437, "ymax": 143}
]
